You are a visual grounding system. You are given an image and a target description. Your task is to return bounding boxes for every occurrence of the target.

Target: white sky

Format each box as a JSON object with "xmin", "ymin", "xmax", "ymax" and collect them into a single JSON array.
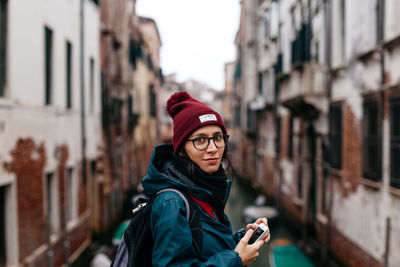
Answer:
[{"xmin": 136, "ymin": 0, "xmax": 241, "ymax": 91}]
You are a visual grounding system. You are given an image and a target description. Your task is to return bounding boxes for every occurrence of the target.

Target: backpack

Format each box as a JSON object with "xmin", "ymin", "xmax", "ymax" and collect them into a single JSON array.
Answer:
[{"xmin": 111, "ymin": 188, "xmax": 202, "ymax": 267}]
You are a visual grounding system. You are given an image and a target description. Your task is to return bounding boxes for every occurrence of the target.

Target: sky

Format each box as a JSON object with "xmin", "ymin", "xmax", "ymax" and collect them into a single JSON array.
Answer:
[{"xmin": 136, "ymin": 0, "xmax": 241, "ymax": 91}]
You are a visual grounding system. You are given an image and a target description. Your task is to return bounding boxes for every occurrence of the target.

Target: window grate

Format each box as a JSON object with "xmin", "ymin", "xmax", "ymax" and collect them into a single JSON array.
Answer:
[
  {"xmin": 362, "ymin": 100, "xmax": 381, "ymax": 181},
  {"xmin": 329, "ymin": 105, "xmax": 342, "ymax": 169},
  {"xmin": 390, "ymin": 98, "xmax": 400, "ymax": 188},
  {"xmin": 45, "ymin": 27, "xmax": 53, "ymax": 105}
]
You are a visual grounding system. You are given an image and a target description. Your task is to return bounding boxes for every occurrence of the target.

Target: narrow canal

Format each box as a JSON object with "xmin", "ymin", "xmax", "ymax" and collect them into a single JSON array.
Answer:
[{"xmin": 226, "ymin": 175, "xmax": 311, "ymax": 267}]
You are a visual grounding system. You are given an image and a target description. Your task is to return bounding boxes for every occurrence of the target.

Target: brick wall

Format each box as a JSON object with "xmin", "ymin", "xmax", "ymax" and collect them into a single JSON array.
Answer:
[
  {"xmin": 3, "ymin": 139, "xmax": 47, "ymax": 261},
  {"xmin": 340, "ymin": 104, "xmax": 362, "ymax": 197},
  {"xmin": 3, "ymin": 138, "xmax": 92, "ymax": 266}
]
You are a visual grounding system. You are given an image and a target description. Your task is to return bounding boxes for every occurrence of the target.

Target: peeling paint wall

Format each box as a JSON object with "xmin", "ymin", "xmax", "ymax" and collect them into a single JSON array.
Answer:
[
  {"xmin": 232, "ymin": 0, "xmax": 400, "ymax": 266},
  {"xmin": 0, "ymin": 0, "xmax": 102, "ymax": 266},
  {"xmin": 3, "ymin": 139, "xmax": 46, "ymax": 262}
]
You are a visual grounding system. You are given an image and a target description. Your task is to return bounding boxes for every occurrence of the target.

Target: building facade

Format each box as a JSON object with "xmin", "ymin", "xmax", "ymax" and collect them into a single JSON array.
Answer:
[
  {"xmin": 131, "ymin": 16, "xmax": 162, "ymax": 181},
  {"xmin": 0, "ymin": 0, "xmax": 101, "ymax": 266},
  {"xmin": 229, "ymin": 1, "xmax": 400, "ymax": 266},
  {"xmin": 0, "ymin": 0, "xmax": 163, "ymax": 265}
]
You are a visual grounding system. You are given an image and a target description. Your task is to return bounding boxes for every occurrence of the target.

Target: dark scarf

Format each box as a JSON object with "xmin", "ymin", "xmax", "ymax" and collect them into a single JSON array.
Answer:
[{"xmin": 172, "ymin": 153, "xmax": 228, "ymax": 220}]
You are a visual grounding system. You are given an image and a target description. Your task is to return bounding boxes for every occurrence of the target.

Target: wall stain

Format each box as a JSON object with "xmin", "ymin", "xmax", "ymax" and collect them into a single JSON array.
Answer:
[
  {"xmin": 336, "ymin": 104, "xmax": 362, "ymax": 198},
  {"xmin": 3, "ymin": 138, "xmax": 47, "ymax": 260}
]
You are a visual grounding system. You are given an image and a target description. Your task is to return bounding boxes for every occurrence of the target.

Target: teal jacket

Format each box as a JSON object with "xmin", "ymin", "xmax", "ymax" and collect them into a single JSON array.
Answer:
[{"xmin": 142, "ymin": 144, "xmax": 245, "ymax": 267}]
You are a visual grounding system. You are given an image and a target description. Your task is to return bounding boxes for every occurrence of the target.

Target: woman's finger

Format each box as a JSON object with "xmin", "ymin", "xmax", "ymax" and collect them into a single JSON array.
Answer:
[
  {"xmin": 241, "ymin": 229, "xmax": 253, "ymax": 244},
  {"xmin": 263, "ymin": 231, "xmax": 271, "ymax": 243},
  {"xmin": 246, "ymin": 223, "xmax": 257, "ymax": 231},
  {"xmin": 253, "ymin": 238, "xmax": 265, "ymax": 249}
]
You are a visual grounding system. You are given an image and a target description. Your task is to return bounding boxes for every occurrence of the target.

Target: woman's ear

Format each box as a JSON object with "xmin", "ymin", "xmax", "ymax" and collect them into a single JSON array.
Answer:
[{"xmin": 177, "ymin": 147, "xmax": 187, "ymax": 158}]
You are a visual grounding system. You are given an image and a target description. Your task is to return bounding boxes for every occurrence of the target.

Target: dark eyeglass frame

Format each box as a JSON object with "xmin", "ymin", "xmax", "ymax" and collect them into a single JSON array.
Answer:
[{"xmin": 186, "ymin": 134, "xmax": 230, "ymax": 151}]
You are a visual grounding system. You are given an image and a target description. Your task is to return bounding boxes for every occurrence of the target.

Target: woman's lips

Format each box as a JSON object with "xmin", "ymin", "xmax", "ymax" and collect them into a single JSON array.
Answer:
[{"xmin": 204, "ymin": 158, "xmax": 218, "ymax": 164}]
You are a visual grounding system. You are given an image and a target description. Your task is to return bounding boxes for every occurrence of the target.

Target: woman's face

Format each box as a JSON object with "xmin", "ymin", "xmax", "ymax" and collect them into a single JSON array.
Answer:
[{"xmin": 183, "ymin": 125, "xmax": 225, "ymax": 174}]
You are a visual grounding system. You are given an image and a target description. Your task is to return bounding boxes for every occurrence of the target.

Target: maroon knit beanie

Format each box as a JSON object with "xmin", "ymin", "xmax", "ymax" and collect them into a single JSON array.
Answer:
[{"xmin": 166, "ymin": 91, "xmax": 227, "ymax": 152}]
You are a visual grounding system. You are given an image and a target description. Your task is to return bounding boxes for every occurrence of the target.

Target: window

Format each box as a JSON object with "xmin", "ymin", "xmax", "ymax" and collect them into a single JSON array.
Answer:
[
  {"xmin": 0, "ymin": 0, "xmax": 8, "ymax": 97},
  {"xmin": 390, "ymin": 98, "xmax": 400, "ymax": 188},
  {"xmin": 149, "ymin": 85, "xmax": 156, "ymax": 117},
  {"xmin": 111, "ymin": 98, "xmax": 123, "ymax": 124},
  {"xmin": 0, "ymin": 186, "xmax": 5, "ymax": 265},
  {"xmin": 66, "ymin": 168, "xmax": 77, "ymax": 223},
  {"xmin": 233, "ymin": 105, "xmax": 241, "ymax": 127},
  {"xmin": 288, "ymin": 115, "xmax": 294, "ymax": 159},
  {"xmin": 258, "ymin": 72, "xmax": 263, "ymax": 95},
  {"xmin": 66, "ymin": 41, "xmax": 72, "ymax": 109},
  {"xmin": 44, "ymin": 26, "xmax": 53, "ymax": 105},
  {"xmin": 329, "ymin": 105, "xmax": 342, "ymax": 169},
  {"xmin": 128, "ymin": 94, "xmax": 136, "ymax": 133},
  {"xmin": 263, "ymin": 8, "xmax": 270, "ymax": 39},
  {"xmin": 258, "ymin": 71, "xmax": 272, "ymax": 98},
  {"xmin": 297, "ymin": 135, "xmax": 303, "ymax": 198},
  {"xmin": 258, "ymin": 7, "xmax": 270, "ymax": 45},
  {"xmin": 362, "ymin": 100, "xmax": 381, "ymax": 181},
  {"xmin": 91, "ymin": 161, "xmax": 96, "ymax": 180},
  {"xmin": 89, "ymin": 57, "xmax": 94, "ymax": 113},
  {"xmin": 276, "ymin": 117, "xmax": 281, "ymax": 156},
  {"xmin": 297, "ymin": 162, "xmax": 303, "ymax": 198},
  {"xmin": 45, "ymin": 173, "xmax": 59, "ymax": 233},
  {"xmin": 246, "ymin": 106, "xmax": 255, "ymax": 131}
]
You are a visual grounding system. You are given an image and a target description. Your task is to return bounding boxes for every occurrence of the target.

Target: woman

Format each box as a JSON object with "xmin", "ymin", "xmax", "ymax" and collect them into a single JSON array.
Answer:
[{"xmin": 142, "ymin": 91, "xmax": 270, "ymax": 266}]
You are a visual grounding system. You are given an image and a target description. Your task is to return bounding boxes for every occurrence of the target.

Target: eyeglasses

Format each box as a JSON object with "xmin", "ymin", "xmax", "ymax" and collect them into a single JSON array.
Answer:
[{"xmin": 186, "ymin": 134, "xmax": 229, "ymax": 151}]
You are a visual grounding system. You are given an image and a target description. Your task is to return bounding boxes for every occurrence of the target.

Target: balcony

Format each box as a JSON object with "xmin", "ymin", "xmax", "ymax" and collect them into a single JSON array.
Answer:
[{"xmin": 278, "ymin": 63, "xmax": 328, "ymax": 120}]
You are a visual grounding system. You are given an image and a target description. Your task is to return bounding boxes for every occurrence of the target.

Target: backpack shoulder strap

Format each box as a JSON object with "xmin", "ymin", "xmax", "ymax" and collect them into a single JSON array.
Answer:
[
  {"xmin": 156, "ymin": 188, "xmax": 190, "ymax": 222},
  {"xmin": 155, "ymin": 188, "xmax": 203, "ymax": 255}
]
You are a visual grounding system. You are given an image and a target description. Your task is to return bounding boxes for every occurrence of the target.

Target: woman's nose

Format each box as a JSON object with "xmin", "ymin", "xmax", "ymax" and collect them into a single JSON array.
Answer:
[{"xmin": 207, "ymin": 139, "xmax": 218, "ymax": 152}]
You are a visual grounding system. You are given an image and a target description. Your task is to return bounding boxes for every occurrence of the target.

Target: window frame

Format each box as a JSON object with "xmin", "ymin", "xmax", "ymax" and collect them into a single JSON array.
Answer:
[
  {"xmin": 89, "ymin": 57, "xmax": 95, "ymax": 113},
  {"xmin": 66, "ymin": 41, "xmax": 72, "ymax": 109},
  {"xmin": 66, "ymin": 168, "xmax": 78, "ymax": 224},
  {"xmin": 329, "ymin": 104, "xmax": 342, "ymax": 170},
  {"xmin": 362, "ymin": 98, "xmax": 382, "ymax": 182},
  {"xmin": 288, "ymin": 114, "xmax": 294, "ymax": 159},
  {"xmin": 0, "ymin": 0, "xmax": 8, "ymax": 97},
  {"xmin": 149, "ymin": 85, "xmax": 156, "ymax": 117},
  {"xmin": 390, "ymin": 97, "xmax": 400, "ymax": 188},
  {"xmin": 44, "ymin": 26, "xmax": 53, "ymax": 105},
  {"xmin": 45, "ymin": 172, "xmax": 60, "ymax": 234}
]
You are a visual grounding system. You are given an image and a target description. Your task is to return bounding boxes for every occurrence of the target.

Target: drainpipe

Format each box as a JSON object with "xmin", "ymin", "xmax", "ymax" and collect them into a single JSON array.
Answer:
[{"xmin": 80, "ymin": 0, "xmax": 87, "ymax": 187}]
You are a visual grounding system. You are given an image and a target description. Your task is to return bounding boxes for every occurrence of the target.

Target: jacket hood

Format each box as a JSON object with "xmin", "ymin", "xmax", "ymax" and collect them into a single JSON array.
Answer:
[{"xmin": 141, "ymin": 144, "xmax": 231, "ymax": 205}]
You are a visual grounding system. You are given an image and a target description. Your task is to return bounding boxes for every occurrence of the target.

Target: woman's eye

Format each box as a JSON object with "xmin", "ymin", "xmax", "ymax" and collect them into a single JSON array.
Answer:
[
  {"xmin": 194, "ymin": 137, "xmax": 206, "ymax": 143},
  {"xmin": 214, "ymin": 135, "xmax": 222, "ymax": 141}
]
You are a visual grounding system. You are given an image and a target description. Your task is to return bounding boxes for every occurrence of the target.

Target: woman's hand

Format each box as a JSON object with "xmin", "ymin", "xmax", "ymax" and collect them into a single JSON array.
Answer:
[
  {"xmin": 234, "ymin": 229, "xmax": 264, "ymax": 266},
  {"xmin": 248, "ymin": 217, "xmax": 271, "ymax": 244},
  {"xmin": 246, "ymin": 217, "xmax": 269, "ymax": 233},
  {"xmin": 235, "ymin": 217, "xmax": 271, "ymax": 265}
]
